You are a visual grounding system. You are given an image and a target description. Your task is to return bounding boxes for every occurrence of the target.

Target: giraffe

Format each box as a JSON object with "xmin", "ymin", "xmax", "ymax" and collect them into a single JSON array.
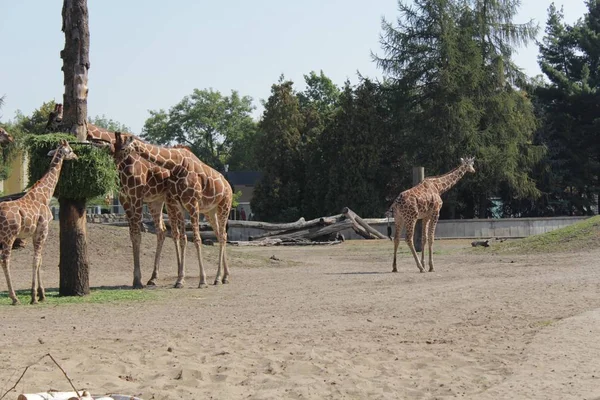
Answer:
[
  {"xmin": 0, "ymin": 127, "xmax": 28, "ymax": 250},
  {"xmin": 0, "ymin": 140, "xmax": 78, "ymax": 305},
  {"xmin": 0, "ymin": 127, "xmax": 14, "ymax": 145},
  {"xmin": 46, "ymin": 103, "xmax": 187, "ymax": 288},
  {"xmin": 387, "ymin": 157, "xmax": 475, "ymax": 273},
  {"xmin": 119, "ymin": 134, "xmax": 233, "ymax": 287}
]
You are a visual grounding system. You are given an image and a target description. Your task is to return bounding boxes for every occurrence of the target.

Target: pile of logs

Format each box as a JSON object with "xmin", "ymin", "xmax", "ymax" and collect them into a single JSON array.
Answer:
[{"xmin": 153, "ymin": 207, "xmax": 387, "ymax": 245}]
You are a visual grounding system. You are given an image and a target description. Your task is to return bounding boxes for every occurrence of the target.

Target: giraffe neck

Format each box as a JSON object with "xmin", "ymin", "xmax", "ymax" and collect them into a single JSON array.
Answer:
[
  {"xmin": 27, "ymin": 152, "xmax": 66, "ymax": 204},
  {"xmin": 427, "ymin": 165, "xmax": 468, "ymax": 195},
  {"xmin": 131, "ymin": 139, "xmax": 183, "ymax": 170},
  {"xmin": 86, "ymin": 123, "xmax": 115, "ymax": 143}
]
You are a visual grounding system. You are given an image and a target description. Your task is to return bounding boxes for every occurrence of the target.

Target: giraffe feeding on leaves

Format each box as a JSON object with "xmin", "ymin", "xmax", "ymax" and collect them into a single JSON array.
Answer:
[
  {"xmin": 119, "ymin": 134, "xmax": 233, "ymax": 287},
  {"xmin": 0, "ymin": 140, "xmax": 78, "ymax": 305},
  {"xmin": 387, "ymin": 157, "xmax": 475, "ymax": 273},
  {"xmin": 46, "ymin": 103, "xmax": 187, "ymax": 289}
]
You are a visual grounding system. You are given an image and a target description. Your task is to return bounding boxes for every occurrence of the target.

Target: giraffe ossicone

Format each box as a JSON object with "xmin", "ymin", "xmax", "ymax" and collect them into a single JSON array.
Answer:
[{"xmin": 388, "ymin": 156, "xmax": 475, "ymax": 273}]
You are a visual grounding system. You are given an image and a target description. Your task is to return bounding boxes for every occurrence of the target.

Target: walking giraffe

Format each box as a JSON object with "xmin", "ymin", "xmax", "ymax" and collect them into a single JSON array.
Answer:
[
  {"xmin": 119, "ymin": 134, "xmax": 233, "ymax": 287},
  {"xmin": 387, "ymin": 157, "xmax": 475, "ymax": 273},
  {"xmin": 0, "ymin": 141, "xmax": 78, "ymax": 304},
  {"xmin": 46, "ymin": 104, "xmax": 187, "ymax": 288}
]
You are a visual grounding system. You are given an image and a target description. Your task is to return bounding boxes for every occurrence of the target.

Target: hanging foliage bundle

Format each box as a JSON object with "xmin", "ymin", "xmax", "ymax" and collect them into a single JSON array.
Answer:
[{"xmin": 26, "ymin": 133, "xmax": 117, "ymax": 200}]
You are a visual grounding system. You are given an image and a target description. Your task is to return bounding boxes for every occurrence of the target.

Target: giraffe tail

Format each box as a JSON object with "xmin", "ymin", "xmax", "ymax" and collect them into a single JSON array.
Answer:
[{"xmin": 385, "ymin": 209, "xmax": 393, "ymax": 241}]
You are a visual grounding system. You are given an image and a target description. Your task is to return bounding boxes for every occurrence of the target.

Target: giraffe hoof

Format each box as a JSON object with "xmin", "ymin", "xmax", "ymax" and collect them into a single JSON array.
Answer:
[
  {"xmin": 11, "ymin": 298, "xmax": 20, "ymax": 306},
  {"xmin": 174, "ymin": 282, "xmax": 184, "ymax": 289},
  {"xmin": 30, "ymin": 299, "xmax": 38, "ymax": 305},
  {"xmin": 147, "ymin": 279, "xmax": 157, "ymax": 286},
  {"xmin": 222, "ymin": 278, "xmax": 229, "ymax": 284},
  {"xmin": 392, "ymin": 269, "xmax": 398, "ymax": 273},
  {"xmin": 213, "ymin": 280, "xmax": 221, "ymax": 286},
  {"xmin": 132, "ymin": 282, "xmax": 144, "ymax": 290},
  {"xmin": 198, "ymin": 283, "xmax": 208, "ymax": 289}
]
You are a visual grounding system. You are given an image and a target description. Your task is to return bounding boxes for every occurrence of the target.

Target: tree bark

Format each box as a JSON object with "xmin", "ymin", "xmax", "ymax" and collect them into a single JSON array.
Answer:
[
  {"xmin": 61, "ymin": 0, "xmax": 89, "ymax": 142},
  {"xmin": 59, "ymin": 0, "xmax": 90, "ymax": 295},
  {"xmin": 58, "ymin": 198, "xmax": 90, "ymax": 296}
]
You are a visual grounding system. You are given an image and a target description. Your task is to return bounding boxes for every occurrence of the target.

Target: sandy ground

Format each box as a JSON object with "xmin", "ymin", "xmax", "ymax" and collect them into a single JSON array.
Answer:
[{"xmin": 1, "ymin": 222, "xmax": 600, "ymax": 399}]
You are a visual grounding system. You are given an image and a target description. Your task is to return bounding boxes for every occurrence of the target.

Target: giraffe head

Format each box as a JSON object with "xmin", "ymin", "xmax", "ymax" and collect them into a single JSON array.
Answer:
[
  {"xmin": 0, "ymin": 127, "xmax": 14, "ymax": 145},
  {"xmin": 47, "ymin": 139, "xmax": 78, "ymax": 161},
  {"xmin": 46, "ymin": 103, "xmax": 64, "ymax": 132},
  {"xmin": 460, "ymin": 156, "xmax": 476, "ymax": 173},
  {"xmin": 119, "ymin": 133, "xmax": 137, "ymax": 156},
  {"xmin": 114, "ymin": 131, "xmax": 134, "ymax": 158}
]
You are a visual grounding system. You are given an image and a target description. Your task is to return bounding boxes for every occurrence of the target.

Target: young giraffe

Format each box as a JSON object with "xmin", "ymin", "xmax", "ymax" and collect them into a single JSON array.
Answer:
[
  {"xmin": 46, "ymin": 104, "xmax": 187, "ymax": 288},
  {"xmin": 0, "ymin": 140, "xmax": 78, "ymax": 305},
  {"xmin": 120, "ymin": 134, "xmax": 233, "ymax": 287},
  {"xmin": 387, "ymin": 157, "xmax": 475, "ymax": 273}
]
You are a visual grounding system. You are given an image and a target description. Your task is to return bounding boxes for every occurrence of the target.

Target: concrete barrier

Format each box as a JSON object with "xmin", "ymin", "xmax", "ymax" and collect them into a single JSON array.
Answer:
[
  {"xmin": 346, "ymin": 216, "xmax": 590, "ymax": 240},
  {"xmin": 84, "ymin": 213, "xmax": 591, "ymax": 242},
  {"xmin": 223, "ymin": 216, "xmax": 590, "ymax": 241}
]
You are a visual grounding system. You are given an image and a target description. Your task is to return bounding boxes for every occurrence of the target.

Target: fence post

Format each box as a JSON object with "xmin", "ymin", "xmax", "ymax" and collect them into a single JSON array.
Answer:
[{"xmin": 412, "ymin": 166, "xmax": 425, "ymax": 252}]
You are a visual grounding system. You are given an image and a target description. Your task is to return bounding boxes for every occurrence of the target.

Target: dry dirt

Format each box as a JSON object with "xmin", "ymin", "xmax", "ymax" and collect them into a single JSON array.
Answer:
[{"xmin": 1, "ymin": 222, "xmax": 600, "ymax": 399}]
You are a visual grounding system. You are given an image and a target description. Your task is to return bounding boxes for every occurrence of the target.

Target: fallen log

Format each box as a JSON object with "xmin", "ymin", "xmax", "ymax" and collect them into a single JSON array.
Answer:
[
  {"xmin": 341, "ymin": 207, "xmax": 387, "ymax": 240},
  {"xmin": 248, "ymin": 214, "xmax": 343, "ymax": 241},
  {"xmin": 229, "ymin": 238, "xmax": 343, "ymax": 246}
]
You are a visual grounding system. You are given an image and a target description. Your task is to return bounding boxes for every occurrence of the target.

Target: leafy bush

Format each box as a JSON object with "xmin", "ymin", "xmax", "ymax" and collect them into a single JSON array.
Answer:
[{"xmin": 27, "ymin": 133, "xmax": 117, "ymax": 200}]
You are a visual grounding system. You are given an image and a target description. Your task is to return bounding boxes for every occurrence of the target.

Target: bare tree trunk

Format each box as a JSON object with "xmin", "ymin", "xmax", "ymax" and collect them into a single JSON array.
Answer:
[
  {"xmin": 58, "ymin": 198, "xmax": 90, "ymax": 296},
  {"xmin": 61, "ymin": 0, "xmax": 89, "ymax": 142},
  {"xmin": 59, "ymin": 0, "xmax": 90, "ymax": 295}
]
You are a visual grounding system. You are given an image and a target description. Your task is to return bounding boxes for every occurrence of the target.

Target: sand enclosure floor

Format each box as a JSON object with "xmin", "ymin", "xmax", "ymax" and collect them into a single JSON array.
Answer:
[{"xmin": 1, "ymin": 222, "xmax": 600, "ymax": 399}]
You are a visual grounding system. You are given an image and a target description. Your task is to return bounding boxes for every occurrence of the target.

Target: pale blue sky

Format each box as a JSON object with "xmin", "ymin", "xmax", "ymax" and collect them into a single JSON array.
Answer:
[{"xmin": 0, "ymin": 0, "xmax": 589, "ymax": 134}]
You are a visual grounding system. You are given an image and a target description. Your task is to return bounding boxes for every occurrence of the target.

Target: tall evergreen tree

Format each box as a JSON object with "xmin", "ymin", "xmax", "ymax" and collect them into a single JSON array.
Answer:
[
  {"xmin": 535, "ymin": 1, "xmax": 600, "ymax": 215},
  {"xmin": 318, "ymin": 79, "xmax": 391, "ymax": 217},
  {"xmin": 298, "ymin": 71, "xmax": 341, "ymax": 218},
  {"xmin": 251, "ymin": 78, "xmax": 304, "ymax": 221},
  {"xmin": 375, "ymin": 0, "xmax": 541, "ymax": 218}
]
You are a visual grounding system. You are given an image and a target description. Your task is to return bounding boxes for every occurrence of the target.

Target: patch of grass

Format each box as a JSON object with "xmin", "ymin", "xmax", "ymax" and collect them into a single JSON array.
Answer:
[
  {"xmin": 490, "ymin": 215, "xmax": 600, "ymax": 254},
  {"xmin": 0, "ymin": 286, "xmax": 160, "ymax": 306}
]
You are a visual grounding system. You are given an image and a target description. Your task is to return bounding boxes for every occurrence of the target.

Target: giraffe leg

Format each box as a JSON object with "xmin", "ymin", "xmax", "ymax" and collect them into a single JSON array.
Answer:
[
  {"xmin": 178, "ymin": 214, "xmax": 188, "ymax": 287},
  {"xmin": 31, "ymin": 223, "xmax": 49, "ymax": 304},
  {"xmin": 404, "ymin": 218, "xmax": 425, "ymax": 273},
  {"xmin": 166, "ymin": 202, "xmax": 186, "ymax": 288},
  {"xmin": 427, "ymin": 214, "xmax": 440, "ymax": 272},
  {"xmin": 147, "ymin": 201, "xmax": 166, "ymax": 286},
  {"xmin": 1, "ymin": 241, "xmax": 19, "ymax": 305},
  {"xmin": 392, "ymin": 217, "xmax": 403, "ymax": 273},
  {"xmin": 420, "ymin": 218, "xmax": 430, "ymax": 269},
  {"xmin": 190, "ymin": 210, "xmax": 207, "ymax": 288},
  {"xmin": 123, "ymin": 198, "xmax": 144, "ymax": 289},
  {"xmin": 208, "ymin": 205, "xmax": 229, "ymax": 285}
]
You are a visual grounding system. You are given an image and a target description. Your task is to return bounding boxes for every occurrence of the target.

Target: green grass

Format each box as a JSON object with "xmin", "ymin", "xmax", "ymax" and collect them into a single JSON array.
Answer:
[
  {"xmin": 489, "ymin": 215, "xmax": 600, "ymax": 254},
  {"xmin": 0, "ymin": 286, "xmax": 160, "ymax": 306}
]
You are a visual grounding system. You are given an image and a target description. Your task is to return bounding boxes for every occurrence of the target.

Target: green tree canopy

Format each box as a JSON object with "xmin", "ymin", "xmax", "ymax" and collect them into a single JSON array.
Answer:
[
  {"xmin": 142, "ymin": 88, "xmax": 258, "ymax": 172},
  {"xmin": 89, "ymin": 114, "xmax": 131, "ymax": 133},
  {"xmin": 534, "ymin": 1, "xmax": 600, "ymax": 215},
  {"xmin": 374, "ymin": 0, "xmax": 542, "ymax": 218},
  {"xmin": 251, "ymin": 78, "xmax": 304, "ymax": 221}
]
